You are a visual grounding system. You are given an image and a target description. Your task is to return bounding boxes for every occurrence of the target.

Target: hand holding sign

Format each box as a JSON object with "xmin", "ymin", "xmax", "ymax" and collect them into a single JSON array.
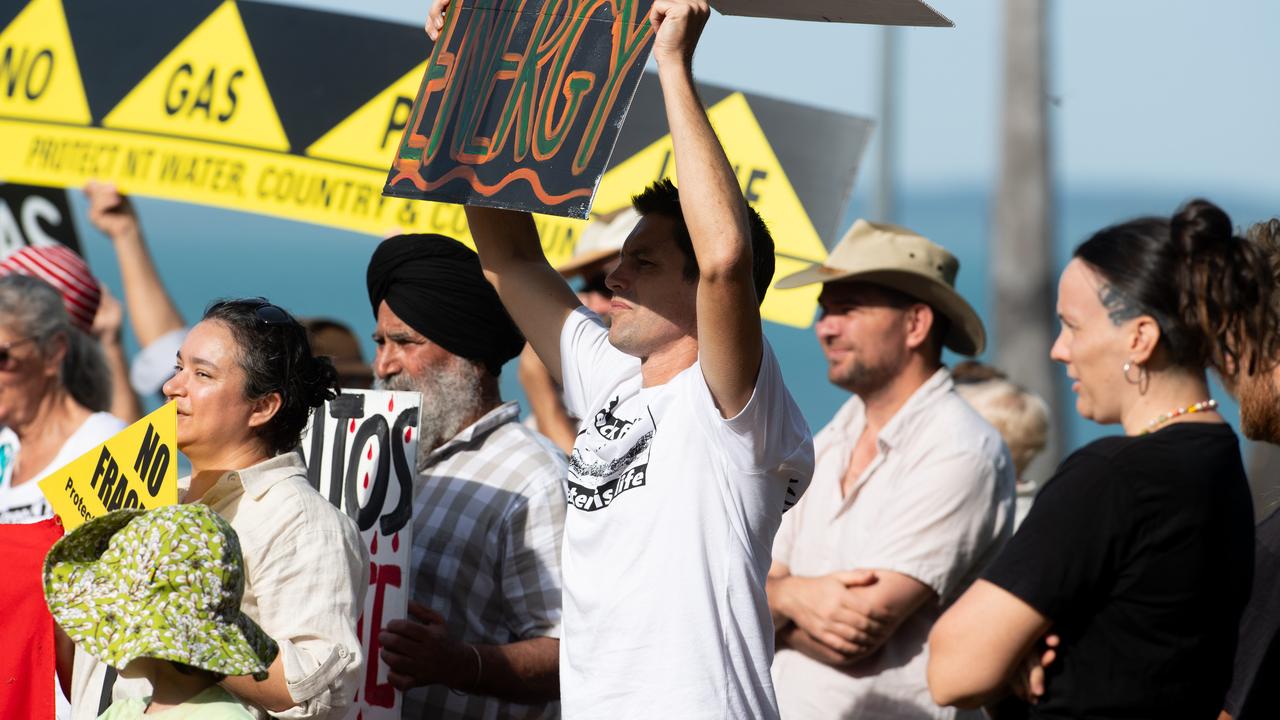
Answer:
[
  {"xmin": 378, "ymin": 602, "xmax": 471, "ymax": 692},
  {"xmin": 38, "ymin": 402, "xmax": 179, "ymax": 530},
  {"xmin": 424, "ymin": 0, "xmax": 449, "ymax": 41},
  {"xmin": 650, "ymin": 0, "xmax": 710, "ymax": 67}
]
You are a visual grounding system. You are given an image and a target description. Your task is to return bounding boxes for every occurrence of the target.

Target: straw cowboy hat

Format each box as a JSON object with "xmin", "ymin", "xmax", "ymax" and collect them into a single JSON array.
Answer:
[
  {"xmin": 776, "ymin": 219, "xmax": 986, "ymax": 356},
  {"xmin": 44, "ymin": 504, "xmax": 278, "ymax": 679}
]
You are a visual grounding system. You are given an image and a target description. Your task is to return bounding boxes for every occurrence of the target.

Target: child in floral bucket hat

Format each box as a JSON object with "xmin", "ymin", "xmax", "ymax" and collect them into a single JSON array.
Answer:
[{"xmin": 43, "ymin": 504, "xmax": 278, "ymax": 718}]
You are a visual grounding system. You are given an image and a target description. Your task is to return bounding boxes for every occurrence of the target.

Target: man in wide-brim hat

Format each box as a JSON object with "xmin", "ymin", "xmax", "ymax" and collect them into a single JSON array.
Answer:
[{"xmin": 766, "ymin": 219, "xmax": 1017, "ymax": 720}]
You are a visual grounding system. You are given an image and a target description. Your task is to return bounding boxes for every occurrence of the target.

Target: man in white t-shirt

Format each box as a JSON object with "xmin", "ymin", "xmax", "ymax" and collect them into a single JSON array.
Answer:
[
  {"xmin": 766, "ymin": 220, "xmax": 1016, "ymax": 719},
  {"xmin": 430, "ymin": 1, "xmax": 815, "ymax": 715}
]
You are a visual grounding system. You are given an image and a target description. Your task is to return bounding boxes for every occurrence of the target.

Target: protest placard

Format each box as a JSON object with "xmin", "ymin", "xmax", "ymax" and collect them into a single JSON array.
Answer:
[
  {"xmin": 0, "ymin": 182, "xmax": 82, "ymax": 255},
  {"xmin": 38, "ymin": 402, "xmax": 178, "ymax": 530},
  {"xmin": 0, "ymin": 0, "xmax": 869, "ymax": 326},
  {"xmin": 382, "ymin": 0, "xmax": 655, "ymax": 219},
  {"xmin": 300, "ymin": 388, "xmax": 421, "ymax": 720}
]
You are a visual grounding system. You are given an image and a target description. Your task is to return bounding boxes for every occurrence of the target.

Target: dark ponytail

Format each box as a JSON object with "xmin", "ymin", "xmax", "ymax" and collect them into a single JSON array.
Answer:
[
  {"xmin": 1170, "ymin": 200, "xmax": 1278, "ymax": 376},
  {"xmin": 202, "ymin": 298, "xmax": 339, "ymax": 455},
  {"xmin": 1075, "ymin": 198, "xmax": 1279, "ymax": 376}
]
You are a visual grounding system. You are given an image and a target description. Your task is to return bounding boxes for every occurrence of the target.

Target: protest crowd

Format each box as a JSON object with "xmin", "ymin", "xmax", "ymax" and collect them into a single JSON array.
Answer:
[{"xmin": 1, "ymin": 1, "xmax": 1278, "ymax": 719}]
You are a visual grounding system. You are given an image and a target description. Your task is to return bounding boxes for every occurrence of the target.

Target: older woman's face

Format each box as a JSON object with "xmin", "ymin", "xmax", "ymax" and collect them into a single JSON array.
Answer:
[
  {"xmin": 1050, "ymin": 259, "xmax": 1135, "ymax": 425},
  {"xmin": 162, "ymin": 320, "xmax": 259, "ymax": 463},
  {"xmin": 0, "ymin": 322, "xmax": 61, "ymax": 428}
]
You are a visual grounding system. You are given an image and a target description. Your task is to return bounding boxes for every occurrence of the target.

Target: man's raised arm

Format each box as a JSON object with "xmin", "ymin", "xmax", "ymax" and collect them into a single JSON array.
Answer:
[
  {"xmin": 464, "ymin": 206, "xmax": 582, "ymax": 385},
  {"xmin": 652, "ymin": 0, "xmax": 763, "ymax": 418}
]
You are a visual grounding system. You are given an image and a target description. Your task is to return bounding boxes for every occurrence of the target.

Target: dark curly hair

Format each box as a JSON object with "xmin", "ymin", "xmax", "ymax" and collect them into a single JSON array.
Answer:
[
  {"xmin": 1247, "ymin": 218, "xmax": 1280, "ymax": 298},
  {"xmin": 631, "ymin": 178, "xmax": 775, "ymax": 304},
  {"xmin": 1074, "ymin": 198, "xmax": 1280, "ymax": 377},
  {"xmin": 202, "ymin": 298, "xmax": 338, "ymax": 455}
]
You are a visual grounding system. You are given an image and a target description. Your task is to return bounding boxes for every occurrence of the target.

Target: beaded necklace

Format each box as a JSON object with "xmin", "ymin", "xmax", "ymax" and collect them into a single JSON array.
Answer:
[{"xmin": 1140, "ymin": 399, "xmax": 1218, "ymax": 435}]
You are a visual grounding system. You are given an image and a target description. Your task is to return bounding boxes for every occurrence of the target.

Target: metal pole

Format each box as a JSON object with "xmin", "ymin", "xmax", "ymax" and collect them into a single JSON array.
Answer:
[
  {"xmin": 994, "ymin": 0, "xmax": 1062, "ymax": 481},
  {"xmin": 872, "ymin": 26, "xmax": 898, "ymax": 224}
]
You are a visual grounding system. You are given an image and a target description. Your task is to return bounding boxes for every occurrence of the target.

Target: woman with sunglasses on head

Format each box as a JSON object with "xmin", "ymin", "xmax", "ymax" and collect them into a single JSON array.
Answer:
[
  {"xmin": 928, "ymin": 200, "xmax": 1277, "ymax": 718},
  {"xmin": 70, "ymin": 298, "xmax": 368, "ymax": 720},
  {"xmin": 0, "ymin": 275, "xmax": 125, "ymax": 524}
]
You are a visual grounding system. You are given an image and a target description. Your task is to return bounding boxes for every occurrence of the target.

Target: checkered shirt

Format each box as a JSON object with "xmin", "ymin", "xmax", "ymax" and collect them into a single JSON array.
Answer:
[{"xmin": 402, "ymin": 402, "xmax": 567, "ymax": 720}]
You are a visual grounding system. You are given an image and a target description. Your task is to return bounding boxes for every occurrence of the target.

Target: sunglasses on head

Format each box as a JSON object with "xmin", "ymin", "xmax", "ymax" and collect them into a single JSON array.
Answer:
[
  {"xmin": 0, "ymin": 337, "xmax": 36, "ymax": 370},
  {"xmin": 245, "ymin": 298, "xmax": 295, "ymax": 327},
  {"xmin": 240, "ymin": 298, "xmax": 298, "ymax": 384}
]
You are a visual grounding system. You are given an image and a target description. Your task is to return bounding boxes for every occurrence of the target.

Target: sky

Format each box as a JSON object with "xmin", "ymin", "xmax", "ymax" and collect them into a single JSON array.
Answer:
[{"xmin": 277, "ymin": 0, "xmax": 1280, "ymax": 203}]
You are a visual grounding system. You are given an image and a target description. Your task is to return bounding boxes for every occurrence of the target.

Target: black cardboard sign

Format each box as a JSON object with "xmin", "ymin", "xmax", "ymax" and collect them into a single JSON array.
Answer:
[{"xmin": 383, "ymin": 0, "xmax": 656, "ymax": 218}]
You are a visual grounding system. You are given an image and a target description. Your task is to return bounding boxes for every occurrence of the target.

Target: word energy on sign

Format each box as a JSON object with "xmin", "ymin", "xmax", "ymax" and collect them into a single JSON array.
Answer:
[
  {"xmin": 301, "ymin": 389, "xmax": 421, "ymax": 720},
  {"xmin": 39, "ymin": 403, "xmax": 178, "ymax": 530},
  {"xmin": 384, "ymin": 0, "xmax": 656, "ymax": 218}
]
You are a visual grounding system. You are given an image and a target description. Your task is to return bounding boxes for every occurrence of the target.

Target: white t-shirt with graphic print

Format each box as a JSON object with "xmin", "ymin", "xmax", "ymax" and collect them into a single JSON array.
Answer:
[{"xmin": 557, "ymin": 308, "xmax": 814, "ymax": 719}]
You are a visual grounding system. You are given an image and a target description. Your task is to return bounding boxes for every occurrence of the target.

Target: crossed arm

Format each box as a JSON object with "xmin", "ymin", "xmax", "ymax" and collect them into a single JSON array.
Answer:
[
  {"xmin": 767, "ymin": 562, "xmax": 936, "ymax": 667},
  {"xmin": 927, "ymin": 579, "xmax": 1053, "ymax": 708}
]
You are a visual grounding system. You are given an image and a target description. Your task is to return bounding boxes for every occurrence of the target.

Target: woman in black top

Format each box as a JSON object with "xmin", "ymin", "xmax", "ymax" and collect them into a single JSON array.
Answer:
[{"xmin": 927, "ymin": 199, "xmax": 1279, "ymax": 718}]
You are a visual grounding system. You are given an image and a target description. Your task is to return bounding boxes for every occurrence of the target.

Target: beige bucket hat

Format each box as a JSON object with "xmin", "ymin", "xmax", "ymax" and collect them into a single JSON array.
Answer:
[{"xmin": 775, "ymin": 219, "xmax": 986, "ymax": 356}]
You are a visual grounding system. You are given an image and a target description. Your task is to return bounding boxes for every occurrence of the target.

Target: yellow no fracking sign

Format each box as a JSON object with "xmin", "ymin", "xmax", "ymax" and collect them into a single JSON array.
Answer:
[{"xmin": 39, "ymin": 403, "xmax": 179, "ymax": 530}]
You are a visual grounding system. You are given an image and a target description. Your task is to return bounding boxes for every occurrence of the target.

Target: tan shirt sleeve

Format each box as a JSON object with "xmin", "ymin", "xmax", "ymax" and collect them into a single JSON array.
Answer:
[{"xmin": 249, "ymin": 522, "xmax": 370, "ymax": 719}]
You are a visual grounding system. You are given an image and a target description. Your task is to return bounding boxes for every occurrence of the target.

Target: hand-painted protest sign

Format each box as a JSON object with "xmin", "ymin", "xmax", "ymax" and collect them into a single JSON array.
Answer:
[
  {"xmin": 300, "ymin": 389, "xmax": 421, "ymax": 720},
  {"xmin": 0, "ymin": 0, "xmax": 869, "ymax": 326},
  {"xmin": 0, "ymin": 182, "xmax": 81, "ymax": 254},
  {"xmin": 710, "ymin": 0, "xmax": 952, "ymax": 26},
  {"xmin": 38, "ymin": 402, "xmax": 178, "ymax": 530},
  {"xmin": 382, "ymin": 0, "xmax": 656, "ymax": 218}
]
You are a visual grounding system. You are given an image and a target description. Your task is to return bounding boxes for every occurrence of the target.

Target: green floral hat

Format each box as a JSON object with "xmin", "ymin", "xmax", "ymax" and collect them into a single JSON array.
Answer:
[{"xmin": 43, "ymin": 504, "xmax": 278, "ymax": 680}]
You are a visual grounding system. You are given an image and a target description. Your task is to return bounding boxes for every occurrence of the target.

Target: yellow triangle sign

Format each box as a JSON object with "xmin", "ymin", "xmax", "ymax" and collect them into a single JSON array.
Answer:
[
  {"xmin": 307, "ymin": 61, "xmax": 427, "ymax": 168},
  {"xmin": 0, "ymin": 0, "xmax": 91, "ymax": 124},
  {"xmin": 592, "ymin": 92, "xmax": 827, "ymax": 328},
  {"xmin": 39, "ymin": 403, "xmax": 179, "ymax": 530},
  {"xmin": 103, "ymin": 0, "xmax": 289, "ymax": 151}
]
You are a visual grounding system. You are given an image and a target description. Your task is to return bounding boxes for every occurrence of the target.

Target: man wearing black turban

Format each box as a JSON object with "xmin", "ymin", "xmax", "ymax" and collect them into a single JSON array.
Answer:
[
  {"xmin": 367, "ymin": 233, "xmax": 566, "ymax": 718},
  {"xmin": 367, "ymin": 233, "xmax": 524, "ymax": 376}
]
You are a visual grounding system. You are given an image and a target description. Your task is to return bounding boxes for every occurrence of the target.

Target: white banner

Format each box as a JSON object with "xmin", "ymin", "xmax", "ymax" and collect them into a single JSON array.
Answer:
[{"xmin": 302, "ymin": 389, "xmax": 421, "ymax": 720}]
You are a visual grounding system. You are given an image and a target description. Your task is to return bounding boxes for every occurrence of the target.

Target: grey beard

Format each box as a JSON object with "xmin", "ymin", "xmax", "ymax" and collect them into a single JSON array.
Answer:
[{"xmin": 375, "ymin": 362, "xmax": 485, "ymax": 473}]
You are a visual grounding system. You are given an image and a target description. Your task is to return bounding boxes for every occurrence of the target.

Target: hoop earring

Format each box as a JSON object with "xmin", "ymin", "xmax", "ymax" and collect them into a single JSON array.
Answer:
[{"xmin": 1122, "ymin": 360, "xmax": 1150, "ymax": 395}]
